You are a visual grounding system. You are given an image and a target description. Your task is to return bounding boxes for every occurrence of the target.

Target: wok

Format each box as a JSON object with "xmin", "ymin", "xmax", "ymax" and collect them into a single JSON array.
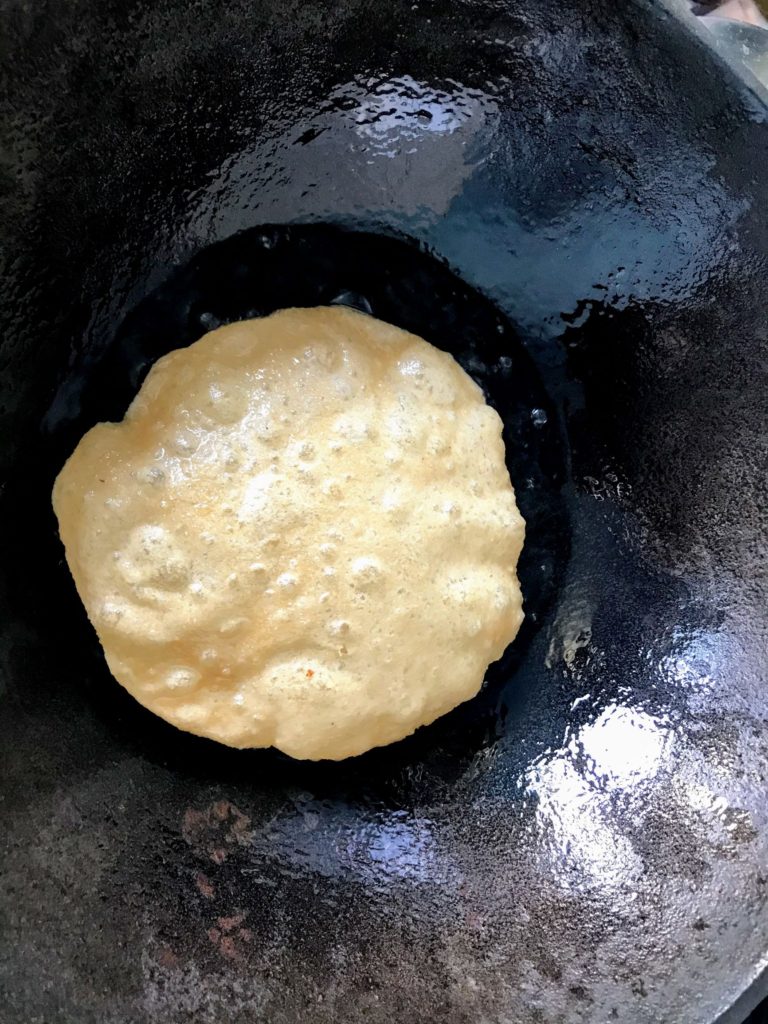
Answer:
[{"xmin": 1, "ymin": 1, "xmax": 767, "ymax": 1022}]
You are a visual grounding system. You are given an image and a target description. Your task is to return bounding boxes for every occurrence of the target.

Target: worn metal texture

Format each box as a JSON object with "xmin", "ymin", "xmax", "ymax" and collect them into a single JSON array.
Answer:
[{"xmin": 1, "ymin": 0, "xmax": 767, "ymax": 1022}]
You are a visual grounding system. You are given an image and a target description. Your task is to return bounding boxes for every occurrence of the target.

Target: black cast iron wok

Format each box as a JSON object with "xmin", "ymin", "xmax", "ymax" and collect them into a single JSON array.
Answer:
[{"xmin": 2, "ymin": 1, "xmax": 768, "ymax": 1022}]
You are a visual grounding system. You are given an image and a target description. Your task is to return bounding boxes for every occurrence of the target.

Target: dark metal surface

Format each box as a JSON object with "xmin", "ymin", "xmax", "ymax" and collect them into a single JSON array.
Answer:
[{"xmin": 1, "ymin": 1, "xmax": 768, "ymax": 1022}]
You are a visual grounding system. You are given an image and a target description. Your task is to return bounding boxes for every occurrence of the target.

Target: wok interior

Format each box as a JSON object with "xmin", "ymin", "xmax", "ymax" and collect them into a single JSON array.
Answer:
[{"xmin": 1, "ymin": 1, "xmax": 768, "ymax": 1022}]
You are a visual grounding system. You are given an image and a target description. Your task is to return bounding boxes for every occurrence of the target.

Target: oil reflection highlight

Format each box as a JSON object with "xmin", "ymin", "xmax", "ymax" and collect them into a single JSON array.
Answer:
[{"xmin": 526, "ymin": 704, "xmax": 675, "ymax": 892}]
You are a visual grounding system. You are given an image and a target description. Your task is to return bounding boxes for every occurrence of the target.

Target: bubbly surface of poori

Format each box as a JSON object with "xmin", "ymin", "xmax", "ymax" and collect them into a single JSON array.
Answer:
[{"xmin": 53, "ymin": 307, "xmax": 525, "ymax": 759}]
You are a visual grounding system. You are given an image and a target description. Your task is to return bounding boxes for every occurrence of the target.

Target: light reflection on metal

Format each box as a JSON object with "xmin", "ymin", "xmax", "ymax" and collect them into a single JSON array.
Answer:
[
  {"xmin": 580, "ymin": 705, "xmax": 673, "ymax": 786},
  {"xmin": 332, "ymin": 74, "xmax": 491, "ymax": 157},
  {"xmin": 526, "ymin": 743, "xmax": 644, "ymax": 893},
  {"xmin": 352, "ymin": 814, "xmax": 440, "ymax": 883},
  {"xmin": 257, "ymin": 802, "xmax": 459, "ymax": 888},
  {"xmin": 525, "ymin": 705, "xmax": 674, "ymax": 892},
  {"xmin": 186, "ymin": 76, "xmax": 498, "ymax": 238}
]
